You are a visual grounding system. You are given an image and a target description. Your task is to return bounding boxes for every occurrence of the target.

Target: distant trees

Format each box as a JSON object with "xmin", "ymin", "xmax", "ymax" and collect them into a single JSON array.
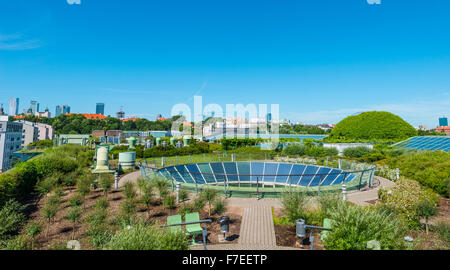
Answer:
[{"xmin": 12, "ymin": 114, "xmax": 181, "ymax": 135}]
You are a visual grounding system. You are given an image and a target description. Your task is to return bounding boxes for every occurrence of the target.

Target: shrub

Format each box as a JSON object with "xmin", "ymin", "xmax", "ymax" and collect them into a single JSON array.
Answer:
[
  {"xmin": 123, "ymin": 182, "xmax": 137, "ymax": 200},
  {"xmin": 192, "ymin": 197, "xmax": 206, "ymax": 212},
  {"xmin": 282, "ymin": 144, "xmax": 308, "ymax": 156},
  {"xmin": 434, "ymin": 222, "xmax": 450, "ymax": 245},
  {"xmin": 104, "ymin": 221, "xmax": 189, "ymax": 250},
  {"xmin": 163, "ymin": 194, "xmax": 177, "ymax": 213},
  {"xmin": 212, "ymin": 198, "xmax": 228, "ymax": 216},
  {"xmin": 343, "ymin": 146, "xmax": 373, "ymax": 158},
  {"xmin": 0, "ymin": 199, "xmax": 26, "ymax": 238},
  {"xmin": 120, "ymin": 199, "xmax": 137, "ymax": 218},
  {"xmin": 280, "ymin": 190, "xmax": 309, "ymax": 224},
  {"xmin": 178, "ymin": 203, "xmax": 196, "ymax": 219},
  {"xmin": 386, "ymin": 151, "xmax": 450, "ymax": 197},
  {"xmin": 178, "ymin": 189, "xmax": 189, "ymax": 203},
  {"xmin": 323, "ymin": 203, "xmax": 407, "ymax": 250},
  {"xmin": 95, "ymin": 197, "xmax": 110, "ymax": 210},
  {"xmin": 379, "ymin": 179, "xmax": 439, "ymax": 228},
  {"xmin": 2, "ymin": 235, "xmax": 32, "ymax": 250},
  {"xmin": 69, "ymin": 194, "xmax": 84, "ymax": 208}
]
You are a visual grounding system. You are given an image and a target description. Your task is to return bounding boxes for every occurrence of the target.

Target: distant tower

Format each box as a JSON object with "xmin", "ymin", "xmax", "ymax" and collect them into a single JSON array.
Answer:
[
  {"xmin": 439, "ymin": 117, "xmax": 448, "ymax": 127},
  {"xmin": 8, "ymin": 98, "xmax": 19, "ymax": 116},
  {"xmin": 96, "ymin": 103, "xmax": 105, "ymax": 115},
  {"xmin": 117, "ymin": 107, "xmax": 125, "ymax": 119},
  {"xmin": 30, "ymin": 101, "xmax": 39, "ymax": 114},
  {"xmin": 62, "ymin": 105, "xmax": 71, "ymax": 114},
  {"xmin": 55, "ymin": 105, "xmax": 62, "ymax": 117}
]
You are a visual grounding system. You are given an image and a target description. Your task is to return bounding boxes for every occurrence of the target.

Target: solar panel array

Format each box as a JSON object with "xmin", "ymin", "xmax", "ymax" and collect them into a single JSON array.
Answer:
[
  {"xmin": 156, "ymin": 162, "xmax": 357, "ymax": 187},
  {"xmin": 394, "ymin": 136, "xmax": 450, "ymax": 152}
]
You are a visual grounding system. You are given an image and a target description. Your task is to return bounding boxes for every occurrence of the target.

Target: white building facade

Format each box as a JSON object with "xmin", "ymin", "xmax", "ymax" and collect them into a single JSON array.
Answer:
[{"xmin": 0, "ymin": 115, "xmax": 23, "ymax": 172}]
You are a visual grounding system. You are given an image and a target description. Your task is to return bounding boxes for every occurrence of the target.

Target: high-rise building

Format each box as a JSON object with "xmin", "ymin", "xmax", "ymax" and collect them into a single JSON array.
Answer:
[
  {"xmin": 96, "ymin": 103, "xmax": 105, "ymax": 115},
  {"xmin": 63, "ymin": 105, "xmax": 71, "ymax": 114},
  {"xmin": 266, "ymin": 113, "xmax": 272, "ymax": 123},
  {"xmin": 55, "ymin": 105, "xmax": 71, "ymax": 117},
  {"xmin": 9, "ymin": 98, "xmax": 19, "ymax": 116},
  {"xmin": 439, "ymin": 117, "xmax": 448, "ymax": 127},
  {"xmin": 55, "ymin": 105, "xmax": 62, "ymax": 117},
  {"xmin": 30, "ymin": 101, "xmax": 39, "ymax": 114}
]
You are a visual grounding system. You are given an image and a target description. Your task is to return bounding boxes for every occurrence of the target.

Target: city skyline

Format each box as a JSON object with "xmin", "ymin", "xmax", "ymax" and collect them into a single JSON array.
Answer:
[{"xmin": 1, "ymin": 1, "xmax": 450, "ymax": 127}]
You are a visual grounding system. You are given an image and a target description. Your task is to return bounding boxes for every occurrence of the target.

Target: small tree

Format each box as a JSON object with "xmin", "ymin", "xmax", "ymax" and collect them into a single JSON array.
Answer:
[
  {"xmin": 140, "ymin": 184, "xmax": 154, "ymax": 219},
  {"xmin": 77, "ymin": 178, "xmax": 92, "ymax": 210},
  {"xmin": 179, "ymin": 189, "xmax": 189, "ymax": 204},
  {"xmin": 163, "ymin": 194, "xmax": 177, "ymax": 215},
  {"xmin": 153, "ymin": 177, "xmax": 170, "ymax": 200},
  {"xmin": 200, "ymin": 188, "xmax": 218, "ymax": 216},
  {"xmin": 99, "ymin": 175, "xmax": 113, "ymax": 197},
  {"xmin": 416, "ymin": 200, "xmax": 437, "ymax": 235},
  {"xmin": 66, "ymin": 207, "xmax": 82, "ymax": 240},
  {"xmin": 123, "ymin": 182, "xmax": 137, "ymax": 200},
  {"xmin": 42, "ymin": 204, "xmax": 57, "ymax": 238},
  {"xmin": 25, "ymin": 221, "xmax": 42, "ymax": 250},
  {"xmin": 136, "ymin": 177, "xmax": 148, "ymax": 194}
]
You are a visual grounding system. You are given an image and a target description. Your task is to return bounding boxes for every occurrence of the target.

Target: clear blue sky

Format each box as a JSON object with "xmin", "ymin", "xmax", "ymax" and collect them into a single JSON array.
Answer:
[{"xmin": 0, "ymin": 0, "xmax": 449, "ymax": 128}]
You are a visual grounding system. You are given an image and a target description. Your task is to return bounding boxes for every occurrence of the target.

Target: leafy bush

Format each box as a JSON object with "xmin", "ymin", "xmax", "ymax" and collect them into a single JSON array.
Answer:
[
  {"xmin": 280, "ymin": 190, "xmax": 309, "ymax": 224},
  {"xmin": 343, "ymin": 146, "xmax": 373, "ymax": 158},
  {"xmin": 69, "ymin": 194, "xmax": 84, "ymax": 208},
  {"xmin": 434, "ymin": 222, "xmax": 450, "ymax": 245},
  {"xmin": 123, "ymin": 182, "xmax": 137, "ymax": 200},
  {"xmin": 323, "ymin": 203, "xmax": 407, "ymax": 250},
  {"xmin": 178, "ymin": 203, "xmax": 196, "ymax": 219},
  {"xmin": 0, "ymin": 200, "xmax": 26, "ymax": 238},
  {"xmin": 104, "ymin": 221, "xmax": 189, "ymax": 250},
  {"xmin": 378, "ymin": 179, "xmax": 439, "ymax": 228}
]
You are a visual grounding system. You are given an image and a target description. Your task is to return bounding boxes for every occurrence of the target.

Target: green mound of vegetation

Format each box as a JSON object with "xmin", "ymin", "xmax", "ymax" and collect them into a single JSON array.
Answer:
[{"xmin": 326, "ymin": 111, "xmax": 417, "ymax": 143}]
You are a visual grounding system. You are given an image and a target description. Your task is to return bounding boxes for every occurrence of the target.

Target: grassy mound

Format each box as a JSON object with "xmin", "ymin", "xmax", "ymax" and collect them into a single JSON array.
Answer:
[{"xmin": 326, "ymin": 111, "xmax": 417, "ymax": 143}]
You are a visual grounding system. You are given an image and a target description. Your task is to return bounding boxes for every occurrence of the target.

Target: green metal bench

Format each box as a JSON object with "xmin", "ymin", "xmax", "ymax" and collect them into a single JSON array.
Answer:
[
  {"xmin": 185, "ymin": 212, "xmax": 204, "ymax": 245},
  {"xmin": 167, "ymin": 215, "xmax": 183, "ymax": 234},
  {"xmin": 320, "ymin": 218, "xmax": 335, "ymax": 242}
]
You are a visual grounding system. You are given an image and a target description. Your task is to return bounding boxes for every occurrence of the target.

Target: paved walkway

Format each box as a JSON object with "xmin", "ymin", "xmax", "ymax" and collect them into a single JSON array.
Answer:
[
  {"xmin": 239, "ymin": 205, "xmax": 277, "ymax": 246},
  {"xmin": 347, "ymin": 176, "xmax": 395, "ymax": 206}
]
